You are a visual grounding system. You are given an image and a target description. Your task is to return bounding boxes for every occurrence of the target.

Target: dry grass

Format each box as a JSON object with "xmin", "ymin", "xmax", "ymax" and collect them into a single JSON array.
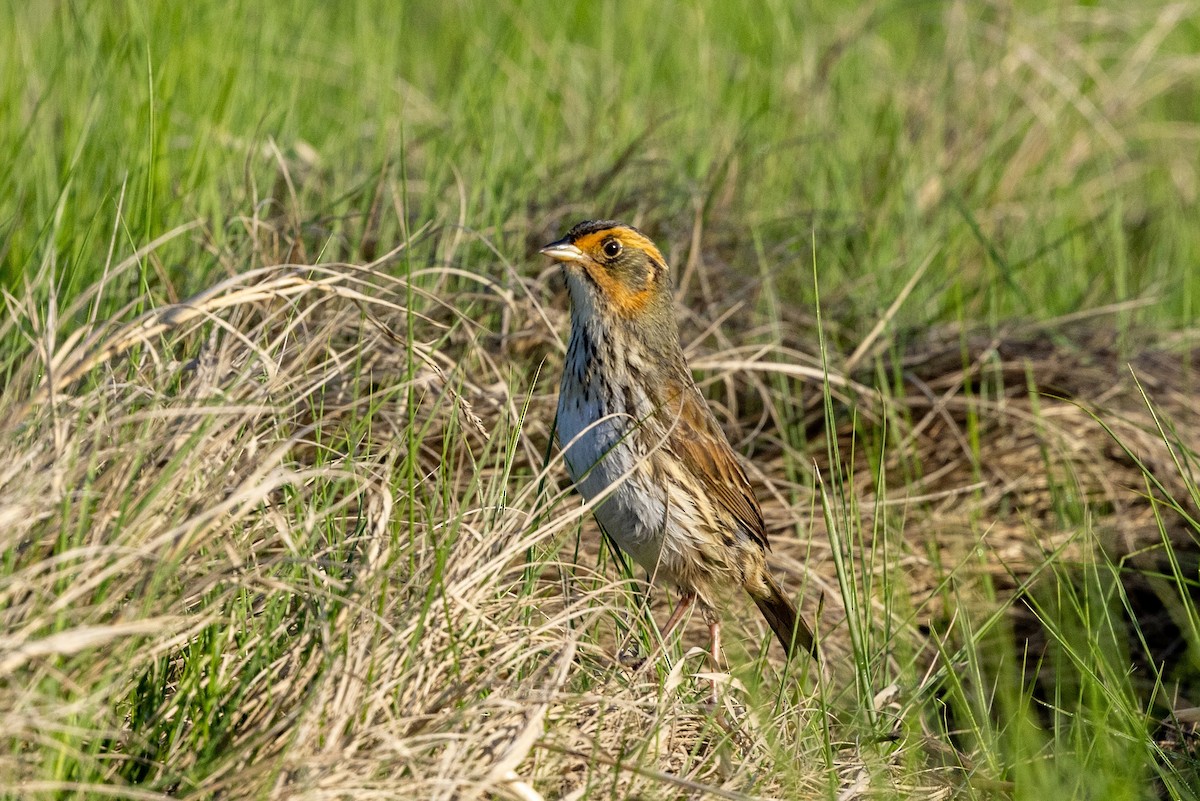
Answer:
[
  {"xmin": 3, "ymin": 207, "xmax": 1196, "ymax": 798},
  {"xmin": 0, "ymin": 223, "xmax": 842, "ymax": 799}
]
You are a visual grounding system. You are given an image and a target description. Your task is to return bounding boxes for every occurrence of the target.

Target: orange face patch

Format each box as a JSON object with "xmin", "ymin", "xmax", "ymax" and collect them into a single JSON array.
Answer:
[
  {"xmin": 570, "ymin": 227, "xmax": 666, "ymax": 317},
  {"xmin": 584, "ymin": 264, "xmax": 653, "ymax": 316},
  {"xmin": 571, "ymin": 228, "xmax": 667, "ymax": 267}
]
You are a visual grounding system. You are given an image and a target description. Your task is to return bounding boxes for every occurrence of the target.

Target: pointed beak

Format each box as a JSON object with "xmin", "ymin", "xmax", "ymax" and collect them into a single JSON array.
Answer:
[{"xmin": 539, "ymin": 238, "xmax": 586, "ymax": 263}]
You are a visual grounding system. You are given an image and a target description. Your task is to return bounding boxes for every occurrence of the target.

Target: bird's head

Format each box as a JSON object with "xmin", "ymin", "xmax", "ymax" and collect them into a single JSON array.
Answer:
[{"xmin": 540, "ymin": 220, "xmax": 673, "ymax": 324}]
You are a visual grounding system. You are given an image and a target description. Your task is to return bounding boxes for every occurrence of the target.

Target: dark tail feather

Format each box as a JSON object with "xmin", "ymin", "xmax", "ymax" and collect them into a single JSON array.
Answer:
[{"xmin": 752, "ymin": 575, "xmax": 817, "ymax": 660}]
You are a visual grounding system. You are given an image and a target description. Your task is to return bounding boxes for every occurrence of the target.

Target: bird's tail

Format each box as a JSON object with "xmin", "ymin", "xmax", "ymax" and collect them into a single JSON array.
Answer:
[{"xmin": 751, "ymin": 574, "xmax": 817, "ymax": 660}]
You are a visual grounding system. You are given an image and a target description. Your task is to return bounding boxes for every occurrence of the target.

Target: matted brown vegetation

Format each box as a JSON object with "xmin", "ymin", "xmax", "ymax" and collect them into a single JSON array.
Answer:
[
  {"xmin": 0, "ymin": 230, "xmax": 830, "ymax": 799},
  {"xmin": 1, "ymin": 214, "xmax": 1197, "ymax": 797},
  {"xmin": 821, "ymin": 321, "xmax": 1200, "ymax": 686}
]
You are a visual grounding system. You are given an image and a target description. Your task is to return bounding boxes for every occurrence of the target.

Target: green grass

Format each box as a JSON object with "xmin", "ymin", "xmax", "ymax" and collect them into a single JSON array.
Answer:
[{"xmin": 2, "ymin": 0, "xmax": 1199, "ymax": 798}]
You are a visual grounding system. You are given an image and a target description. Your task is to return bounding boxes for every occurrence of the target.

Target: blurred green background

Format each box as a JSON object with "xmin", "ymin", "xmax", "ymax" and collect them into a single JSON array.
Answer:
[{"xmin": 5, "ymin": 0, "xmax": 1198, "ymax": 336}]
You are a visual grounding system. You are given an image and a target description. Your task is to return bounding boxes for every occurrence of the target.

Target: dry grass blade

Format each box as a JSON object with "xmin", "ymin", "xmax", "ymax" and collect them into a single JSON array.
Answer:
[{"xmin": 0, "ymin": 619, "xmax": 187, "ymax": 676}]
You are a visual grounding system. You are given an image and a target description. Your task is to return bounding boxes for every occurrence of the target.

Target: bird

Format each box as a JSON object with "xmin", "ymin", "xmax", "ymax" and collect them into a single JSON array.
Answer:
[{"xmin": 541, "ymin": 219, "xmax": 817, "ymax": 666}]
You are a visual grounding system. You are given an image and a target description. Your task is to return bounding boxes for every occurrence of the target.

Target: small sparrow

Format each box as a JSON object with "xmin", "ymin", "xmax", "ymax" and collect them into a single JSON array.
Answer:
[{"xmin": 542, "ymin": 220, "xmax": 816, "ymax": 663}]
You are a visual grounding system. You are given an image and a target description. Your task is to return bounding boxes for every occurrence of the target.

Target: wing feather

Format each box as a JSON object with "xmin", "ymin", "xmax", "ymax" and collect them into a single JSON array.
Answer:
[{"xmin": 664, "ymin": 387, "xmax": 769, "ymax": 552}]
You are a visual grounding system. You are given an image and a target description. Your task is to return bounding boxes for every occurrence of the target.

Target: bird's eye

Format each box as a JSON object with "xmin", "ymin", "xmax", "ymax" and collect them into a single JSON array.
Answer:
[{"xmin": 602, "ymin": 239, "xmax": 622, "ymax": 259}]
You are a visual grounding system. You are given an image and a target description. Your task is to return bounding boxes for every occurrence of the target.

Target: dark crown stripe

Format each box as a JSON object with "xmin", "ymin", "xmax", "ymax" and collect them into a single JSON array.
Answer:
[{"xmin": 566, "ymin": 219, "xmax": 643, "ymax": 242}]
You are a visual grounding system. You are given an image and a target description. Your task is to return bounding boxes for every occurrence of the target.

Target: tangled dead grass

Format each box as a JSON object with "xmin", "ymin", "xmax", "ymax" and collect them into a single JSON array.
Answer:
[
  {"xmin": 2, "ymin": 211, "xmax": 1195, "ymax": 799},
  {"xmin": 0, "ymin": 227, "xmax": 835, "ymax": 799},
  {"xmin": 857, "ymin": 322, "xmax": 1200, "ymax": 592}
]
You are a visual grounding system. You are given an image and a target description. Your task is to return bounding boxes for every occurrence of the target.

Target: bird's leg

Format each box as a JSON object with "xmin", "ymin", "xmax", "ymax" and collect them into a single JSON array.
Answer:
[
  {"xmin": 705, "ymin": 612, "xmax": 723, "ymax": 706},
  {"xmin": 658, "ymin": 591, "xmax": 696, "ymax": 644},
  {"xmin": 630, "ymin": 592, "xmax": 695, "ymax": 671},
  {"xmin": 708, "ymin": 618, "xmax": 723, "ymax": 670}
]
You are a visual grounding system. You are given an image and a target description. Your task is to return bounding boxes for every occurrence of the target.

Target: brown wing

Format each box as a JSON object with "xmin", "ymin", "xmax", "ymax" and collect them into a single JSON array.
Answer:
[{"xmin": 665, "ymin": 386, "xmax": 769, "ymax": 552}]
